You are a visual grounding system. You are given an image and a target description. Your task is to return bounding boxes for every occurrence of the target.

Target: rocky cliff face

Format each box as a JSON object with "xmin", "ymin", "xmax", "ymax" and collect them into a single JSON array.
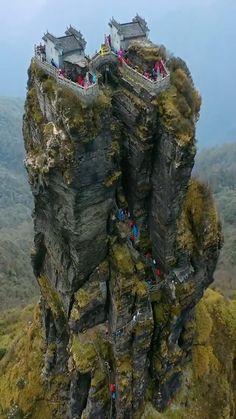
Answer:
[{"xmin": 23, "ymin": 42, "xmax": 222, "ymax": 418}]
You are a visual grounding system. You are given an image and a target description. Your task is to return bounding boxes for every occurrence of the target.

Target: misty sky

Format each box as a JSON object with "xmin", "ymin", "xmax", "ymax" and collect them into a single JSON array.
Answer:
[{"xmin": 0, "ymin": 0, "xmax": 236, "ymax": 147}]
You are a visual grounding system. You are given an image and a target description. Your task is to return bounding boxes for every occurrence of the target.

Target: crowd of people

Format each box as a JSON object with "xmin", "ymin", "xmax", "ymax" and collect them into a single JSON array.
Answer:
[
  {"xmin": 104, "ymin": 43, "xmax": 168, "ymax": 82},
  {"xmin": 122, "ymin": 53, "xmax": 167, "ymax": 81},
  {"xmin": 50, "ymin": 58, "xmax": 97, "ymax": 88},
  {"xmin": 35, "ymin": 43, "xmax": 46, "ymax": 62},
  {"xmin": 36, "ymin": 38, "xmax": 168, "ymax": 95},
  {"xmin": 116, "ymin": 207, "xmax": 140, "ymax": 244},
  {"xmin": 76, "ymin": 72, "xmax": 97, "ymax": 87},
  {"xmin": 115, "ymin": 207, "xmax": 162, "ymax": 280},
  {"xmin": 144, "ymin": 251, "xmax": 162, "ymax": 280},
  {"xmin": 100, "ymin": 35, "xmax": 168, "ymax": 83},
  {"xmin": 142, "ymin": 59, "xmax": 168, "ymax": 81}
]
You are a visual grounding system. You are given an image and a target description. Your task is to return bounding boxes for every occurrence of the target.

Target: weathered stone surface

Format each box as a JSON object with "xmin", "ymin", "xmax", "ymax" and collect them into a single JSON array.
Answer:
[{"xmin": 23, "ymin": 48, "xmax": 222, "ymax": 418}]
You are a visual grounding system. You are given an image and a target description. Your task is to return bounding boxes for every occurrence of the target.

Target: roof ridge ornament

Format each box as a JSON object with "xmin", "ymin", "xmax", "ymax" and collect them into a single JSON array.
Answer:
[{"xmin": 132, "ymin": 14, "xmax": 149, "ymax": 34}]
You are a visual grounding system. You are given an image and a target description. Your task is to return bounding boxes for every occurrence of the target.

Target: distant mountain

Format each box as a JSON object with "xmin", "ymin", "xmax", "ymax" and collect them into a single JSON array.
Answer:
[
  {"xmin": 0, "ymin": 97, "xmax": 25, "ymax": 173},
  {"xmin": 0, "ymin": 97, "xmax": 37, "ymax": 310},
  {"xmin": 195, "ymin": 142, "xmax": 236, "ymax": 296}
]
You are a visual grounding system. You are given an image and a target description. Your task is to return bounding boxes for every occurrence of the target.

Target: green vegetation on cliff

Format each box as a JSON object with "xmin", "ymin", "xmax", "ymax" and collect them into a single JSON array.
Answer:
[
  {"xmin": 2, "ymin": 39, "xmax": 234, "ymax": 418},
  {"xmin": 178, "ymin": 178, "xmax": 222, "ymax": 254},
  {"xmin": 125, "ymin": 41, "xmax": 201, "ymax": 146},
  {"xmin": 24, "ymin": 62, "xmax": 114, "ymax": 186},
  {"xmin": 29, "ymin": 62, "xmax": 112, "ymax": 140},
  {"xmin": 141, "ymin": 289, "xmax": 236, "ymax": 419},
  {"xmin": 1, "ymin": 289, "xmax": 235, "ymax": 419},
  {"xmin": 0, "ymin": 305, "xmax": 67, "ymax": 419},
  {"xmin": 156, "ymin": 58, "xmax": 201, "ymax": 146},
  {"xmin": 128, "ymin": 41, "xmax": 167, "ymax": 67}
]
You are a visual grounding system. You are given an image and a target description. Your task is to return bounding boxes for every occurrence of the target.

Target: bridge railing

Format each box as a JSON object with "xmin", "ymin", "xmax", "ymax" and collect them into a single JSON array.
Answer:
[
  {"xmin": 33, "ymin": 57, "xmax": 100, "ymax": 100},
  {"xmin": 91, "ymin": 51, "xmax": 118, "ymax": 69},
  {"xmin": 113, "ymin": 308, "xmax": 153, "ymax": 338},
  {"xmin": 120, "ymin": 59, "xmax": 170, "ymax": 94},
  {"xmin": 90, "ymin": 50, "xmax": 170, "ymax": 95}
]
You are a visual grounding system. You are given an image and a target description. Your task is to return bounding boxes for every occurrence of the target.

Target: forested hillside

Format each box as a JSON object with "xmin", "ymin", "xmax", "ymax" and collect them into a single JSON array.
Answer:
[
  {"xmin": 0, "ymin": 97, "xmax": 36, "ymax": 310},
  {"xmin": 195, "ymin": 143, "xmax": 236, "ymax": 297},
  {"xmin": 0, "ymin": 97, "xmax": 26, "ymax": 173}
]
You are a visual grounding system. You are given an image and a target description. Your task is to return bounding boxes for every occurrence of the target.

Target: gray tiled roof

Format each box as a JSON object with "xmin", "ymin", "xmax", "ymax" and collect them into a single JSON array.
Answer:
[
  {"xmin": 43, "ymin": 29, "xmax": 85, "ymax": 53},
  {"xmin": 42, "ymin": 32, "xmax": 58, "ymax": 44},
  {"xmin": 109, "ymin": 17, "xmax": 148, "ymax": 39},
  {"xmin": 119, "ymin": 22, "xmax": 146, "ymax": 39},
  {"xmin": 57, "ymin": 35, "xmax": 83, "ymax": 52},
  {"xmin": 65, "ymin": 25, "xmax": 86, "ymax": 48}
]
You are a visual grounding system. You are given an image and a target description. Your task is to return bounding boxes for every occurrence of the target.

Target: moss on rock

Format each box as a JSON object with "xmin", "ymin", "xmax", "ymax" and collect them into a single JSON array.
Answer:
[
  {"xmin": 104, "ymin": 170, "xmax": 122, "ymax": 188},
  {"xmin": 26, "ymin": 121, "xmax": 75, "ymax": 184},
  {"xmin": 38, "ymin": 275, "xmax": 66, "ymax": 322},
  {"xmin": 128, "ymin": 41, "xmax": 167, "ymax": 68},
  {"xmin": 178, "ymin": 179, "xmax": 222, "ymax": 255},
  {"xmin": 155, "ymin": 61, "xmax": 201, "ymax": 146},
  {"xmin": 141, "ymin": 289, "xmax": 236, "ymax": 419},
  {"xmin": 0, "ymin": 305, "xmax": 67, "ymax": 419},
  {"xmin": 117, "ymin": 354, "xmax": 133, "ymax": 394},
  {"xmin": 26, "ymin": 86, "xmax": 44, "ymax": 127},
  {"xmin": 71, "ymin": 335, "xmax": 97, "ymax": 374},
  {"xmin": 111, "ymin": 243, "xmax": 135, "ymax": 275}
]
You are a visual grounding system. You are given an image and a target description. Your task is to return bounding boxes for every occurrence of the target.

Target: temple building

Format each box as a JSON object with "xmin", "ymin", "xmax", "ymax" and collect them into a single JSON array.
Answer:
[
  {"xmin": 109, "ymin": 15, "xmax": 149, "ymax": 51},
  {"xmin": 42, "ymin": 26, "xmax": 86, "ymax": 68}
]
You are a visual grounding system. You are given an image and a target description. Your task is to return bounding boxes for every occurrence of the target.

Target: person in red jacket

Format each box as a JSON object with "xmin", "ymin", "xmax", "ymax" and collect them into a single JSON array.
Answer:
[
  {"xmin": 110, "ymin": 383, "xmax": 116, "ymax": 401},
  {"xmin": 130, "ymin": 234, "xmax": 135, "ymax": 244},
  {"xmin": 145, "ymin": 251, "xmax": 152, "ymax": 260},
  {"xmin": 77, "ymin": 74, "xmax": 85, "ymax": 86},
  {"xmin": 110, "ymin": 383, "xmax": 116, "ymax": 393}
]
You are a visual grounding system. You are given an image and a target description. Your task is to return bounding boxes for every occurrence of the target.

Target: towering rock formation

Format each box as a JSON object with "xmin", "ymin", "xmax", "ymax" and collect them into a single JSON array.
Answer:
[{"xmin": 23, "ymin": 38, "xmax": 222, "ymax": 418}]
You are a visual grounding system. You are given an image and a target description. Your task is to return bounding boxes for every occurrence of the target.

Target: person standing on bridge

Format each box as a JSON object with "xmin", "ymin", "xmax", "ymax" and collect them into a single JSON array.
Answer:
[
  {"xmin": 159, "ymin": 60, "xmax": 167, "ymax": 77},
  {"xmin": 51, "ymin": 58, "xmax": 58, "ymax": 68},
  {"xmin": 125, "ymin": 57, "xmax": 131, "ymax": 66},
  {"xmin": 145, "ymin": 251, "xmax": 152, "ymax": 261},
  {"xmin": 117, "ymin": 208, "xmax": 125, "ymax": 222},
  {"xmin": 132, "ymin": 314, "xmax": 137, "ymax": 322},
  {"xmin": 89, "ymin": 72, "xmax": 93, "ymax": 84},
  {"xmin": 151, "ymin": 67, "xmax": 158, "ymax": 81},
  {"xmin": 110, "ymin": 383, "xmax": 116, "ymax": 401},
  {"xmin": 143, "ymin": 70, "xmax": 150, "ymax": 79},
  {"xmin": 92, "ymin": 73, "xmax": 97, "ymax": 84},
  {"xmin": 118, "ymin": 48, "xmax": 124, "ymax": 66},
  {"xmin": 131, "ymin": 223, "xmax": 139, "ymax": 242},
  {"xmin": 85, "ymin": 71, "xmax": 90, "ymax": 86},
  {"xmin": 118, "ymin": 48, "xmax": 124, "ymax": 58}
]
